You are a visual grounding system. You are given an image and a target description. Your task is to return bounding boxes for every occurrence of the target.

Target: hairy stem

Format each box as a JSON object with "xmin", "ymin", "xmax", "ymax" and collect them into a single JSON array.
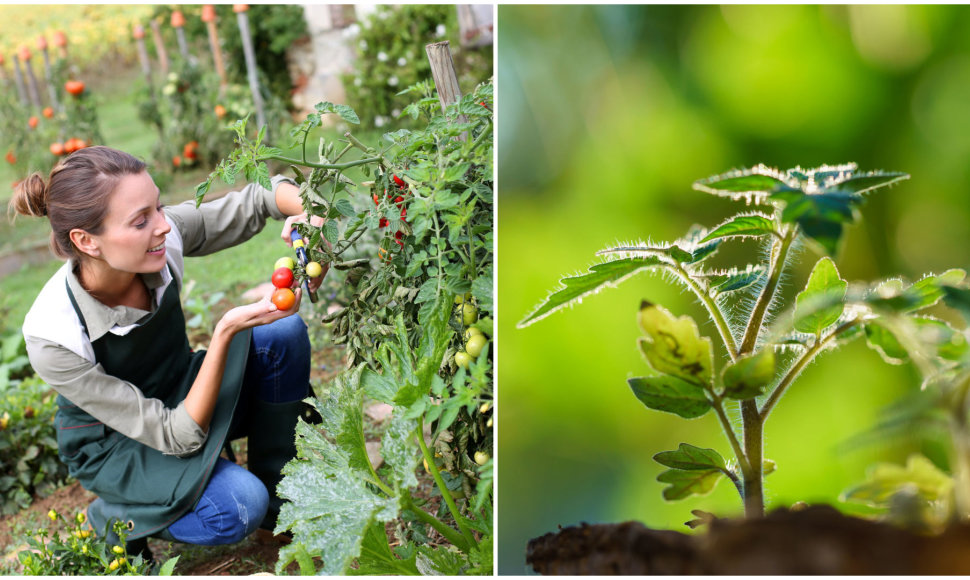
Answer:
[
  {"xmin": 672, "ymin": 265, "xmax": 738, "ymax": 360},
  {"xmin": 739, "ymin": 227, "xmax": 797, "ymax": 356},
  {"xmin": 709, "ymin": 393, "xmax": 750, "ymax": 477},
  {"xmin": 741, "ymin": 399, "xmax": 764, "ymax": 518},
  {"xmin": 759, "ymin": 319, "xmax": 860, "ymax": 422},
  {"xmin": 416, "ymin": 419, "xmax": 478, "ymax": 549}
]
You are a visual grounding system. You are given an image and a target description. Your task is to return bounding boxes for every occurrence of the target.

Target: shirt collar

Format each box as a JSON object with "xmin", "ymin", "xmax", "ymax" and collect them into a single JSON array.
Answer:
[{"xmin": 66, "ymin": 261, "xmax": 172, "ymax": 341}]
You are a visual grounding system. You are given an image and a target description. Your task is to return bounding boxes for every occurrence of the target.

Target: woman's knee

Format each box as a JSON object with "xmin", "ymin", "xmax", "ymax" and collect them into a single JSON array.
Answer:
[
  {"xmin": 169, "ymin": 461, "xmax": 269, "ymax": 545},
  {"xmin": 252, "ymin": 314, "xmax": 310, "ymax": 358}
]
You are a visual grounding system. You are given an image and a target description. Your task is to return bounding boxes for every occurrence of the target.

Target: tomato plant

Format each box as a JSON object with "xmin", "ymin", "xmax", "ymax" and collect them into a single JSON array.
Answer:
[
  {"xmin": 518, "ymin": 163, "xmax": 970, "ymax": 522},
  {"xmin": 197, "ymin": 78, "xmax": 493, "ymax": 575}
]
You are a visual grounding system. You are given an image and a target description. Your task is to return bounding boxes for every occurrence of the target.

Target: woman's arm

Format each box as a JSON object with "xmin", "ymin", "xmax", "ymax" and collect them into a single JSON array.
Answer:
[{"xmin": 182, "ymin": 290, "xmax": 302, "ymax": 430}]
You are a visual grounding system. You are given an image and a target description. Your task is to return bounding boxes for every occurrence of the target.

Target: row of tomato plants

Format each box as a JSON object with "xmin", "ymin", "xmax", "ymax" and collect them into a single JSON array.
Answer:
[{"xmin": 195, "ymin": 78, "xmax": 494, "ymax": 574}]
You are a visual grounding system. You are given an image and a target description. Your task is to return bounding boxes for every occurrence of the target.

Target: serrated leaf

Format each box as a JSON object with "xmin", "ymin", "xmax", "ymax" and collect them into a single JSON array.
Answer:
[
  {"xmin": 864, "ymin": 322, "xmax": 909, "ymax": 365},
  {"xmin": 900, "ymin": 269, "xmax": 967, "ymax": 313},
  {"xmin": 794, "ymin": 257, "xmax": 847, "ymax": 334},
  {"xmin": 444, "ymin": 162, "xmax": 471, "ymax": 182},
  {"xmin": 334, "ymin": 198, "xmax": 357, "ymax": 218},
  {"xmin": 637, "ymin": 301, "xmax": 713, "ymax": 386},
  {"xmin": 774, "ymin": 191, "xmax": 858, "ymax": 256},
  {"xmin": 823, "ymin": 171, "xmax": 909, "ymax": 195},
  {"xmin": 653, "ymin": 443, "xmax": 727, "ymax": 472},
  {"xmin": 323, "ymin": 220, "xmax": 339, "ymax": 244},
  {"xmin": 628, "ymin": 376, "xmax": 711, "ymax": 419},
  {"xmin": 711, "ymin": 266, "xmax": 764, "ymax": 295},
  {"xmin": 701, "ymin": 214, "xmax": 776, "ymax": 242},
  {"xmin": 597, "ymin": 244, "xmax": 693, "ymax": 264},
  {"xmin": 722, "ymin": 349, "xmax": 775, "ymax": 399},
  {"xmin": 692, "ymin": 164, "xmax": 792, "ymax": 201},
  {"xmin": 657, "ymin": 468, "xmax": 723, "ymax": 500},
  {"xmin": 518, "ymin": 257, "xmax": 664, "ymax": 328},
  {"xmin": 316, "ymin": 101, "xmax": 361, "ymax": 124}
]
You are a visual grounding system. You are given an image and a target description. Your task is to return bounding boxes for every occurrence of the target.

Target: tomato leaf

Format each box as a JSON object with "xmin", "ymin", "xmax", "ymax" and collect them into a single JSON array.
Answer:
[
  {"xmin": 706, "ymin": 265, "xmax": 765, "ymax": 296},
  {"xmin": 656, "ymin": 468, "xmax": 723, "ymax": 501},
  {"xmin": 863, "ymin": 321, "xmax": 909, "ymax": 365},
  {"xmin": 843, "ymin": 454, "xmax": 952, "ymax": 508},
  {"xmin": 721, "ymin": 349, "xmax": 775, "ymax": 400},
  {"xmin": 820, "ymin": 170, "xmax": 909, "ymax": 195},
  {"xmin": 334, "ymin": 198, "xmax": 357, "ymax": 218},
  {"xmin": 637, "ymin": 301, "xmax": 713, "ymax": 387},
  {"xmin": 772, "ymin": 190, "xmax": 859, "ymax": 256},
  {"xmin": 316, "ymin": 101, "xmax": 361, "ymax": 125},
  {"xmin": 794, "ymin": 257, "xmax": 847, "ymax": 335},
  {"xmin": 692, "ymin": 164, "xmax": 793, "ymax": 204},
  {"xmin": 517, "ymin": 257, "xmax": 664, "ymax": 328},
  {"xmin": 628, "ymin": 376, "xmax": 711, "ymax": 419},
  {"xmin": 653, "ymin": 443, "xmax": 727, "ymax": 472},
  {"xmin": 701, "ymin": 213, "xmax": 776, "ymax": 243}
]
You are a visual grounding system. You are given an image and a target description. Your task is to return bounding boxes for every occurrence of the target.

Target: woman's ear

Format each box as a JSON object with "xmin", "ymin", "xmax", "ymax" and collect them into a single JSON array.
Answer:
[{"xmin": 69, "ymin": 228, "xmax": 101, "ymax": 258}]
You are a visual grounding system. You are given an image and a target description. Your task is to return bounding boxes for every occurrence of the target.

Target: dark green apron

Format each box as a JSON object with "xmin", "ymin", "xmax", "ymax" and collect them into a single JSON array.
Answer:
[{"xmin": 56, "ymin": 273, "xmax": 251, "ymax": 540}]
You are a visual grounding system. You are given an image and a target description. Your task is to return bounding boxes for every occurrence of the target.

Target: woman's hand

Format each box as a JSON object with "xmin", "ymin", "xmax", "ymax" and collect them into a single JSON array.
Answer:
[
  {"xmin": 217, "ymin": 288, "xmax": 303, "ymax": 336},
  {"xmin": 281, "ymin": 213, "xmax": 330, "ymax": 292}
]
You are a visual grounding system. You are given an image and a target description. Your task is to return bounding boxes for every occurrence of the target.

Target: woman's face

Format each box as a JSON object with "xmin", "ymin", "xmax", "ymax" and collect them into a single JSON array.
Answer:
[{"xmin": 90, "ymin": 171, "xmax": 171, "ymax": 274}]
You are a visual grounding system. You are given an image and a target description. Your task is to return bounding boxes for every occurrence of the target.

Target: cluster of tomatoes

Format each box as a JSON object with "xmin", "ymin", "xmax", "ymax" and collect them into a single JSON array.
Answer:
[
  {"xmin": 374, "ymin": 174, "xmax": 410, "ymax": 263},
  {"xmin": 453, "ymin": 294, "xmax": 487, "ymax": 369},
  {"xmin": 269, "ymin": 255, "xmax": 324, "ymax": 311},
  {"xmin": 173, "ymin": 141, "xmax": 199, "ymax": 168},
  {"xmin": 49, "ymin": 137, "xmax": 90, "ymax": 157}
]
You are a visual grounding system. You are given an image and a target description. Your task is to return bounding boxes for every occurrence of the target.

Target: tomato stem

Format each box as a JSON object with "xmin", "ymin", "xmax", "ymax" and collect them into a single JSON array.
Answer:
[
  {"xmin": 401, "ymin": 493, "xmax": 470, "ymax": 552},
  {"xmin": 258, "ymin": 153, "xmax": 381, "ymax": 171},
  {"xmin": 415, "ymin": 418, "xmax": 478, "ymax": 550}
]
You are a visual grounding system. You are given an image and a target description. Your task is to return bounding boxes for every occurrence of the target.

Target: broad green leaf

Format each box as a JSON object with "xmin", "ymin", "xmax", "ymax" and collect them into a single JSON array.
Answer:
[
  {"xmin": 394, "ymin": 298, "xmax": 452, "ymax": 411},
  {"xmin": 316, "ymin": 101, "xmax": 361, "ymax": 124},
  {"xmin": 628, "ymin": 376, "xmax": 711, "ymax": 419},
  {"xmin": 864, "ymin": 322, "xmax": 909, "ymax": 365},
  {"xmin": 701, "ymin": 213, "xmax": 776, "ymax": 242},
  {"xmin": 334, "ymin": 198, "xmax": 357, "ymax": 218},
  {"xmin": 692, "ymin": 164, "xmax": 792, "ymax": 202},
  {"xmin": 656, "ymin": 468, "xmax": 723, "ymax": 500},
  {"xmin": 381, "ymin": 412, "xmax": 420, "ymax": 490},
  {"xmin": 653, "ymin": 443, "xmax": 727, "ymax": 472},
  {"xmin": 721, "ymin": 349, "xmax": 775, "ymax": 400},
  {"xmin": 323, "ymin": 219, "xmax": 339, "ymax": 244},
  {"xmin": 518, "ymin": 257, "xmax": 663, "ymax": 328},
  {"xmin": 276, "ymin": 367, "xmax": 399, "ymax": 575},
  {"xmin": 794, "ymin": 257, "xmax": 847, "ymax": 334},
  {"xmin": 637, "ymin": 301, "xmax": 713, "ymax": 386},
  {"xmin": 157, "ymin": 555, "xmax": 180, "ymax": 576},
  {"xmin": 843, "ymin": 454, "xmax": 952, "ymax": 507},
  {"xmin": 350, "ymin": 520, "xmax": 421, "ymax": 575}
]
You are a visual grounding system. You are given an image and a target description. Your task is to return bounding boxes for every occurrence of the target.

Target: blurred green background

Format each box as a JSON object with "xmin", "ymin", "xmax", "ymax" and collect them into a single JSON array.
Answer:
[{"xmin": 497, "ymin": 5, "xmax": 970, "ymax": 574}]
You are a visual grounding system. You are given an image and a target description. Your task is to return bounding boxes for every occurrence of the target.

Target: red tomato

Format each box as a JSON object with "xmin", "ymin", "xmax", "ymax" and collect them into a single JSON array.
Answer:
[
  {"xmin": 214, "ymin": 104, "xmax": 226, "ymax": 119},
  {"xmin": 172, "ymin": 155, "xmax": 181, "ymax": 168},
  {"xmin": 64, "ymin": 80, "xmax": 85, "ymax": 96},
  {"xmin": 50, "ymin": 142, "xmax": 64, "ymax": 156},
  {"xmin": 271, "ymin": 266, "xmax": 294, "ymax": 288},
  {"xmin": 271, "ymin": 287, "xmax": 295, "ymax": 310},
  {"xmin": 5, "ymin": 151, "xmax": 16, "ymax": 164},
  {"xmin": 28, "ymin": 116, "xmax": 38, "ymax": 129},
  {"xmin": 42, "ymin": 106, "xmax": 54, "ymax": 119},
  {"xmin": 379, "ymin": 217, "xmax": 389, "ymax": 228},
  {"xmin": 392, "ymin": 174, "xmax": 406, "ymax": 188}
]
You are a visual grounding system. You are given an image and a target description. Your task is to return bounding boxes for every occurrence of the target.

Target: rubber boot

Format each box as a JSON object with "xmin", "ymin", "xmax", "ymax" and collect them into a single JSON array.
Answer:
[{"xmin": 246, "ymin": 399, "xmax": 304, "ymax": 531}]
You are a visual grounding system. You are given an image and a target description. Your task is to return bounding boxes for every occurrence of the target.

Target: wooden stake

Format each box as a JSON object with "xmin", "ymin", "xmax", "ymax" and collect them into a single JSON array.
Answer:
[
  {"xmin": 234, "ymin": 5, "xmax": 267, "ymax": 132},
  {"xmin": 425, "ymin": 41, "xmax": 468, "ymax": 141},
  {"xmin": 11, "ymin": 54, "xmax": 28, "ymax": 105},
  {"xmin": 38, "ymin": 37, "xmax": 59, "ymax": 110},
  {"xmin": 19, "ymin": 47, "xmax": 43, "ymax": 109},
  {"xmin": 171, "ymin": 10, "xmax": 191, "ymax": 61},
  {"xmin": 202, "ymin": 5, "xmax": 228, "ymax": 88},
  {"xmin": 150, "ymin": 19, "xmax": 170, "ymax": 75}
]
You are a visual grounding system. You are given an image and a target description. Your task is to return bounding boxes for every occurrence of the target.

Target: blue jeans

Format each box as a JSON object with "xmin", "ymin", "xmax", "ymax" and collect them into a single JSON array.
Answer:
[{"xmin": 167, "ymin": 314, "xmax": 310, "ymax": 545}]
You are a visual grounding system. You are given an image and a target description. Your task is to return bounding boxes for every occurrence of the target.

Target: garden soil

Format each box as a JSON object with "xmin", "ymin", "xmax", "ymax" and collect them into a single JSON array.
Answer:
[{"xmin": 526, "ymin": 504, "xmax": 970, "ymax": 574}]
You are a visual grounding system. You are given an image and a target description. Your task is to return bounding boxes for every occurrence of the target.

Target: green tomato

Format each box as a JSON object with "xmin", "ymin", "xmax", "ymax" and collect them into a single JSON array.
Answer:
[
  {"xmin": 463, "ymin": 326, "xmax": 484, "ymax": 342},
  {"xmin": 275, "ymin": 257, "xmax": 295, "ymax": 271},
  {"xmin": 460, "ymin": 303, "xmax": 479, "ymax": 325},
  {"xmin": 474, "ymin": 451, "xmax": 490, "ymax": 466},
  {"xmin": 465, "ymin": 334, "xmax": 488, "ymax": 358},
  {"xmin": 454, "ymin": 292, "xmax": 473, "ymax": 305},
  {"xmin": 454, "ymin": 351, "xmax": 472, "ymax": 369}
]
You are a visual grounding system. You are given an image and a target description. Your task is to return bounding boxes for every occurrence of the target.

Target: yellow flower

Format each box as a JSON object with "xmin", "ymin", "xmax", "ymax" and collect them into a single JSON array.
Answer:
[
  {"xmin": 81, "ymin": 545, "xmax": 88, "ymax": 554},
  {"xmin": 108, "ymin": 557, "xmax": 125, "ymax": 571},
  {"xmin": 112, "ymin": 545, "xmax": 125, "ymax": 554},
  {"xmin": 47, "ymin": 509, "xmax": 57, "ymax": 521},
  {"xmin": 76, "ymin": 512, "xmax": 87, "ymax": 524}
]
